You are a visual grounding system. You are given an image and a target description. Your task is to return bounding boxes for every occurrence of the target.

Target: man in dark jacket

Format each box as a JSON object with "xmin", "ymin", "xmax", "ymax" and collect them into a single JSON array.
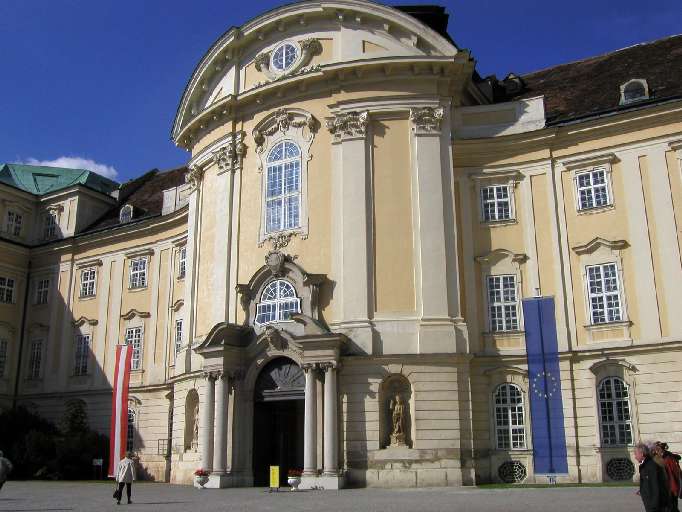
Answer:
[{"xmin": 635, "ymin": 442, "xmax": 671, "ymax": 512}]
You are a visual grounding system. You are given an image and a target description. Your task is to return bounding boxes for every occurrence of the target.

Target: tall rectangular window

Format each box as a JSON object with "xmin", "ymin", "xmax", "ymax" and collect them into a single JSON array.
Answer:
[
  {"xmin": 6, "ymin": 210, "xmax": 22, "ymax": 236},
  {"xmin": 29, "ymin": 339, "xmax": 42, "ymax": 379},
  {"xmin": 125, "ymin": 327, "xmax": 143, "ymax": 370},
  {"xmin": 44, "ymin": 212, "xmax": 58, "ymax": 239},
  {"xmin": 576, "ymin": 168, "xmax": 610, "ymax": 210},
  {"xmin": 129, "ymin": 258, "xmax": 147, "ymax": 289},
  {"xmin": 36, "ymin": 279, "xmax": 50, "ymax": 305},
  {"xmin": 0, "ymin": 339, "xmax": 7, "ymax": 378},
  {"xmin": 178, "ymin": 247, "xmax": 186, "ymax": 279},
  {"xmin": 481, "ymin": 185, "xmax": 512, "ymax": 222},
  {"xmin": 74, "ymin": 334, "xmax": 90, "ymax": 376},
  {"xmin": 174, "ymin": 319, "xmax": 183, "ymax": 359},
  {"xmin": 80, "ymin": 268, "xmax": 97, "ymax": 298},
  {"xmin": 265, "ymin": 141, "xmax": 301, "ymax": 233},
  {"xmin": 586, "ymin": 263, "xmax": 622, "ymax": 324},
  {"xmin": 0, "ymin": 277, "xmax": 15, "ymax": 304},
  {"xmin": 487, "ymin": 275, "xmax": 519, "ymax": 332}
]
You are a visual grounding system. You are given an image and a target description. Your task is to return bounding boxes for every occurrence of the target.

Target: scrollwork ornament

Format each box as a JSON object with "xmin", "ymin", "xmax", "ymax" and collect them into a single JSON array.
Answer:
[
  {"xmin": 185, "ymin": 165, "xmax": 205, "ymax": 190},
  {"xmin": 325, "ymin": 111, "xmax": 369, "ymax": 141},
  {"xmin": 409, "ymin": 107, "xmax": 444, "ymax": 133}
]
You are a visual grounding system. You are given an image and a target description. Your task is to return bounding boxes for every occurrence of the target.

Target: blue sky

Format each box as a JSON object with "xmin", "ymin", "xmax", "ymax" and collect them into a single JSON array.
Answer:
[{"xmin": 1, "ymin": 0, "xmax": 680, "ymax": 183}]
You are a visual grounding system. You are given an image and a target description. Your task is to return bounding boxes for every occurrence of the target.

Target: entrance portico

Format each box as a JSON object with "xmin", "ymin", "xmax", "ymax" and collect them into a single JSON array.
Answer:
[{"xmin": 194, "ymin": 318, "xmax": 346, "ymax": 489}]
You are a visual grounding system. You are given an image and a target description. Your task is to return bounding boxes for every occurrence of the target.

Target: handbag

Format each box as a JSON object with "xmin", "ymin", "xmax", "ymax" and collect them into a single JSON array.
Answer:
[{"xmin": 113, "ymin": 486, "xmax": 120, "ymax": 500}]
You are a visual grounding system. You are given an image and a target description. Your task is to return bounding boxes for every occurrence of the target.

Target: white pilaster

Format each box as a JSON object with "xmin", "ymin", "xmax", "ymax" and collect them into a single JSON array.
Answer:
[
  {"xmin": 409, "ymin": 107, "xmax": 457, "ymax": 353},
  {"xmin": 323, "ymin": 363, "xmax": 338, "ymax": 475},
  {"xmin": 328, "ymin": 111, "xmax": 373, "ymax": 354},
  {"xmin": 200, "ymin": 372, "xmax": 215, "ymax": 472}
]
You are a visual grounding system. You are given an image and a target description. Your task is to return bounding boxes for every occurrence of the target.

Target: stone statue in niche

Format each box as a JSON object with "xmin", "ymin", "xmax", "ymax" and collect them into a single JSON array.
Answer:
[
  {"xmin": 381, "ymin": 374, "xmax": 411, "ymax": 449},
  {"xmin": 191, "ymin": 403, "xmax": 199, "ymax": 451},
  {"xmin": 390, "ymin": 393, "xmax": 406, "ymax": 447}
]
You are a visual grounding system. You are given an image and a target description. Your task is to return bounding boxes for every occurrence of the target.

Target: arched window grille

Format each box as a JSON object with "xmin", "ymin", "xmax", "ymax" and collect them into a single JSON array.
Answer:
[
  {"xmin": 120, "ymin": 205, "xmax": 133, "ymax": 224},
  {"xmin": 494, "ymin": 383, "xmax": 526, "ymax": 449},
  {"xmin": 598, "ymin": 377, "xmax": 633, "ymax": 446},
  {"xmin": 255, "ymin": 280, "xmax": 300, "ymax": 325},
  {"xmin": 271, "ymin": 43, "xmax": 298, "ymax": 72},
  {"xmin": 265, "ymin": 141, "xmax": 301, "ymax": 234},
  {"xmin": 126, "ymin": 408, "xmax": 136, "ymax": 452}
]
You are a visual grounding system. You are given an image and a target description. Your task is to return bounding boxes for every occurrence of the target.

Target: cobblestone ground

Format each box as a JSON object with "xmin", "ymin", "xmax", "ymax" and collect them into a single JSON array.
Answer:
[{"xmin": 0, "ymin": 481, "xmax": 642, "ymax": 512}]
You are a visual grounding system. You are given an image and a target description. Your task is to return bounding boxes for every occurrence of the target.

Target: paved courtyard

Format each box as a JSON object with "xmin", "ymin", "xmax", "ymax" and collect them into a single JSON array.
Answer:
[{"xmin": 0, "ymin": 481, "xmax": 643, "ymax": 512}]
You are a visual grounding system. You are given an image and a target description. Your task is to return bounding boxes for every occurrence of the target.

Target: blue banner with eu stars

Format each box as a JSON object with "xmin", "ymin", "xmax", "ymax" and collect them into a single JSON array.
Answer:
[{"xmin": 522, "ymin": 296, "xmax": 569, "ymax": 475}]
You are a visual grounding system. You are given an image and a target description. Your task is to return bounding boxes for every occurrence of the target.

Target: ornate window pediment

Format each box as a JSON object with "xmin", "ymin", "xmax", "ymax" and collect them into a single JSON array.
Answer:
[
  {"xmin": 120, "ymin": 309, "xmax": 151, "ymax": 321},
  {"xmin": 73, "ymin": 317, "xmax": 98, "ymax": 328},
  {"xmin": 254, "ymin": 38, "xmax": 322, "ymax": 81}
]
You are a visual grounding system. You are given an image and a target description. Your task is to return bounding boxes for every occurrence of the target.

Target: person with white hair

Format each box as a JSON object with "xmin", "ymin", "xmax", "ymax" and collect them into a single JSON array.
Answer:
[
  {"xmin": 635, "ymin": 442, "xmax": 670, "ymax": 512},
  {"xmin": 0, "ymin": 451, "xmax": 13, "ymax": 492}
]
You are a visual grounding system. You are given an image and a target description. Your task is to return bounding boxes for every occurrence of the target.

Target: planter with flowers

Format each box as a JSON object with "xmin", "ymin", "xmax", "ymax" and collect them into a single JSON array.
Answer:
[
  {"xmin": 194, "ymin": 468, "xmax": 210, "ymax": 488},
  {"xmin": 287, "ymin": 469, "xmax": 302, "ymax": 491}
]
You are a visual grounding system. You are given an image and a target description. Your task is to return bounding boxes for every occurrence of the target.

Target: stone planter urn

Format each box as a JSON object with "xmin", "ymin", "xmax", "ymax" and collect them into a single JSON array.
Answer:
[
  {"xmin": 287, "ymin": 476, "xmax": 301, "ymax": 491},
  {"xmin": 194, "ymin": 474, "xmax": 209, "ymax": 488}
]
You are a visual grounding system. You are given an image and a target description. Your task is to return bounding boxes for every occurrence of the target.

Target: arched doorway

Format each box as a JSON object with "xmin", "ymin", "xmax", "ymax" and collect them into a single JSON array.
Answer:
[{"xmin": 252, "ymin": 357, "xmax": 305, "ymax": 486}]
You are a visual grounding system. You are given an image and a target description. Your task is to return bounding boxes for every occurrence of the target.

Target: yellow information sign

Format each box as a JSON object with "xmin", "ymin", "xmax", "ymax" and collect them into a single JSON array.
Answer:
[{"xmin": 269, "ymin": 465, "xmax": 280, "ymax": 489}]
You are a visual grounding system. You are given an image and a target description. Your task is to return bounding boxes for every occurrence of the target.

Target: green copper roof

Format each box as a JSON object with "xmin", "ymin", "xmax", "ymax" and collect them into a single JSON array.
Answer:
[{"xmin": 0, "ymin": 163, "xmax": 119, "ymax": 196}]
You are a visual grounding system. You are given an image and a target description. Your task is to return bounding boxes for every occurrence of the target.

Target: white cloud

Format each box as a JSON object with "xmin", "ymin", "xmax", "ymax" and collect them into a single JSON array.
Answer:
[{"xmin": 22, "ymin": 156, "xmax": 118, "ymax": 180}]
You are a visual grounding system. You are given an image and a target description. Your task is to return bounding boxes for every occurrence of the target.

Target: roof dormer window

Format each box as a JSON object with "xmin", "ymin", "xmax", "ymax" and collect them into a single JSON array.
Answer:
[
  {"xmin": 620, "ymin": 79, "xmax": 649, "ymax": 105},
  {"xmin": 120, "ymin": 204, "xmax": 133, "ymax": 224}
]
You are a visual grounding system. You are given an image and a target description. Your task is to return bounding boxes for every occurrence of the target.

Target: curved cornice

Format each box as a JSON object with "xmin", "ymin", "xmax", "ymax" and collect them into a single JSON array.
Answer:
[
  {"xmin": 171, "ymin": 0, "xmax": 459, "ymax": 144},
  {"xmin": 73, "ymin": 317, "xmax": 98, "ymax": 327},
  {"xmin": 589, "ymin": 358, "xmax": 638, "ymax": 375},
  {"xmin": 475, "ymin": 248, "xmax": 528, "ymax": 265},
  {"xmin": 121, "ymin": 309, "xmax": 151, "ymax": 321},
  {"xmin": 572, "ymin": 237, "xmax": 629, "ymax": 255}
]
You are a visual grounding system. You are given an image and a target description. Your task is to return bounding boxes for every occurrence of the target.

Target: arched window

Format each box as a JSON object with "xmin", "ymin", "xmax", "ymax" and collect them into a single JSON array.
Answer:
[
  {"xmin": 255, "ymin": 280, "xmax": 300, "ymax": 325},
  {"xmin": 620, "ymin": 79, "xmax": 649, "ymax": 104},
  {"xmin": 598, "ymin": 377, "xmax": 633, "ymax": 446},
  {"xmin": 494, "ymin": 383, "xmax": 526, "ymax": 449},
  {"xmin": 265, "ymin": 141, "xmax": 301, "ymax": 234},
  {"xmin": 126, "ymin": 408, "xmax": 136, "ymax": 452}
]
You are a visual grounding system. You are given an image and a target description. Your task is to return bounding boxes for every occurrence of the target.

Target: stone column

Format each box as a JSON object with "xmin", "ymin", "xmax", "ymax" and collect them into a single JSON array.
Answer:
[
  {"xmin": 200, "ymin": 372, "xmax": 215, "ymax": 471},
  {"xmin": 212, "ymin": 372, "xmax": 229, "ymax": 475},
  {"xmin": 303, "ymin": 364, "xmax": 318, "ymax": 476},
  {"xmin": 322, "ymin": 363, "xmax": 338, "ymax": 476}
]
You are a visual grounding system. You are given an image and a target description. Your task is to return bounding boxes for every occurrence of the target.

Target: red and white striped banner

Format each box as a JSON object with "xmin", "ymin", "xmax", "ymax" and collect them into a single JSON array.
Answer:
[{"xmin": 108, "ymin": 344, "xmax": 132, "ymax": 477}]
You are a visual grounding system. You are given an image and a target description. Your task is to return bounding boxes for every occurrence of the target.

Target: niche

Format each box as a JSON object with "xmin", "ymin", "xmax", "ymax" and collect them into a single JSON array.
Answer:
[
  {"xmin": 379, "ymin": 374, "xmax": 412, "ymax": 449},
  {"xmin": 184, "ymin": 389, "xmax": 199, "ymax": 452}
]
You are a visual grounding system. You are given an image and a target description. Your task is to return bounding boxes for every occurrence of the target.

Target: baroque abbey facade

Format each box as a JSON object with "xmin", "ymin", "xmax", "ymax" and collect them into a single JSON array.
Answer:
[{"xmin": 1, "ymin": 0, "xmax": 682, "ymax": 489}]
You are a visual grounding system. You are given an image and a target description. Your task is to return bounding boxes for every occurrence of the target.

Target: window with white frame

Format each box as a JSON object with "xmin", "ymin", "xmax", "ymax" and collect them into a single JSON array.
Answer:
[
  {"xmin": 0, "ymin": 339, "xmax": 7, "ymax": 378},
  {"xmin": 80, "ymin": 268, "xmax": 97, "ymax": 298},
  {"xmin": 36, "ymin": 279, "xmax": 50, "ymax": 305},
  {"xmin": 265, "ymin": 141, "xmax": 301, "ymax": 234},
  {"xmin": 44, "ymin": 212, "xmax": 58, "ymax": 239},
  {"xmin": 0, "ymin": 277, "xmax": 15, "ymax": 304},
  {"xmin": 126, "ymin": 408, "xmax": 136, "ymax": 451},
  {"xmin": 494, "ymin": 383, "xmax": 526, "ymax": 449},
  {"xmin": 487, "ymin": 275, "xmax": 519, "ymax": 332},
  {"xmin": 271, "ymin": 42, "xmax": 298, "ymax": 72},
  {"xmin": 598, "ymin": 377, "xmax": 633, "ymax": 446},
  {"xmin": 129, "ymin": 258, "xmax": 147, "ymax": 289},
  {"xmin": 586, "ymin": 263, "xmax": 622, "ymax": 324},
  {"xmin": 576, "ymin": 168, "xmax": 611, "ymax": 210},
  {"xmin": 481, "ymin": 185, "xmax": 512, "ymax": 222},
  {"xmin": 255, "ymin": 280, "xmax": 301, "ymax": 325},
  {"xmin": 125, "ymin": 327, "xmax": 143, "ymax": 370},
  {"xmin": 174, "ymin": 319, "xmax": 183, "ymax": 359},
  {"xmin": 5, "ymin": 210, "xmax": 22, "ymax": 236},
  {"xmin": 178, "ymin": 247, "xmax": 186, "ymax": 279},
  {"xmin": 29, "ymin": 339, "xmax": 42, "ymax": 379},
  {"xmin": 74, "ymin": 334, "xmax": 90, "ymax": 376}
]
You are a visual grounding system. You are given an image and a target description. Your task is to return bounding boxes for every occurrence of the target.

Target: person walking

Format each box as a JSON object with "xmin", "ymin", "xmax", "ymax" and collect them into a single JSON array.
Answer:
[
  {"xmin": 0, "ymin": 451, "xmax": 13, "ymax": 492},
  {"xmin": 655, "ymin": 442, "xmax": 682, "ymax": 512},
  {"xmin": 115, "ymin": 452, "xmax": 136, "ymax": 505},
  {"xmin": 635, "ymin": 442, "xmax": 671, "ymax": 512}
]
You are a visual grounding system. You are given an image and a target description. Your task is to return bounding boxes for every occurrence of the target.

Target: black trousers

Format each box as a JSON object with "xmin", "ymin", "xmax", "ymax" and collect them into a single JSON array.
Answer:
[{"xmin": 116, "ymin": 482, "xmax": 131, "ymax": 501}]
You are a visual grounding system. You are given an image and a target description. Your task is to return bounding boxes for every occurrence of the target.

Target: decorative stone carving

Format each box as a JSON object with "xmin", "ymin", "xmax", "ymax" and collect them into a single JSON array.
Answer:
[
  {"xmin": 325, "ymin": 111, "xmax": 369, "ymax": 141},
  {"xmin": 259, "ymin": 231, "xmax": 297, "ymax": 250},
  {"xmin": 265, "ymin": 250, "xmax": 286, "ymax": 277},
  {"xmin": 212, "ymin": 131, "xmax": 246, "ymax": 174},
  {"xmin": 185, "ymin": 165, "xmax": 205, "ymax": 190},
  {"xmin": 263, "ymin": 326, "xmax": 288, "ymax": 352},
  {"xmin": 253, "ymin": 38, "xmax": 323, "ymax": 81},
  {"xmin": 235, "ymin": 284, "xmax": 253, "ymax": 326},
  {"xmin": 409, "ymin": 106, "xmax": 444, "ymax": 133},
  {"xmin": 252, "ymin": 108, "xmax": 317, "ymax": 172}
]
